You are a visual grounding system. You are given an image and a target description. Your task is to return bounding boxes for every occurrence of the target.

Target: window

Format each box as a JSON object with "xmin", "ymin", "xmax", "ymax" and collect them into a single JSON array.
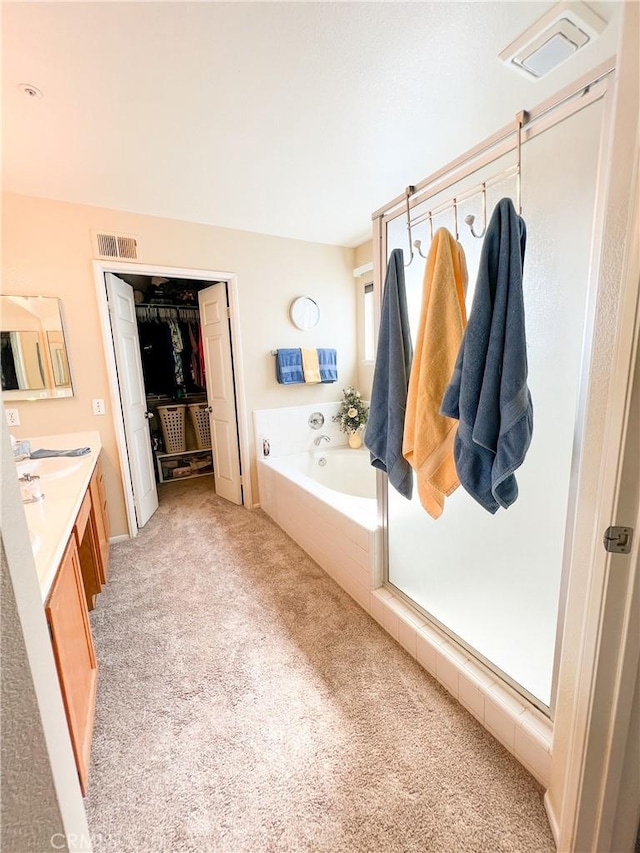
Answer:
[{"xmin": 363, "ymin": 282, "xmax": 374, "ymax": 362}]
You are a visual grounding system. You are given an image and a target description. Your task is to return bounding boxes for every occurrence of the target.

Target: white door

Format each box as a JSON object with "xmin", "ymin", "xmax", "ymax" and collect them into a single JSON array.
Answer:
[
  {"xmin": 199, "ymin": 283, "xmax": 243, "ymax": 505},
  {"xmin": 105, "ymin": 273, "xmax": 159, "ymax": 527}
]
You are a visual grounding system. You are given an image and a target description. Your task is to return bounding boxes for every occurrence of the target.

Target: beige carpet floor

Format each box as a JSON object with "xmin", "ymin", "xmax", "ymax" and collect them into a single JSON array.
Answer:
[{"xmin": 85, "ymin": 479, "xmax": 555, "ymax": 853}]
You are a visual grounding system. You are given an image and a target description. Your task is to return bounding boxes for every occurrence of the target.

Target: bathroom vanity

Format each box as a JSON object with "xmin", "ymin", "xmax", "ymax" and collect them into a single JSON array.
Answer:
[{"xmin": 20, "ymin": 431, "xmax": 109, "ymax": 795}]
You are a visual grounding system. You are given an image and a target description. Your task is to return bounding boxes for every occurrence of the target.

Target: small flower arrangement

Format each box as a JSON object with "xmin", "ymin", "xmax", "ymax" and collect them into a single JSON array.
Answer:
[{"xmin": 333, "ymin": 386, "xmax": 369, "ymax": 434}]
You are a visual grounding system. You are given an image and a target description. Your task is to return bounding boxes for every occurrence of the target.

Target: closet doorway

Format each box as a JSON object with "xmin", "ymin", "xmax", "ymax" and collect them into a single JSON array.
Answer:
[{"xmin": 94, "ymin": 262, "xmax": 250, "ymax": 536}]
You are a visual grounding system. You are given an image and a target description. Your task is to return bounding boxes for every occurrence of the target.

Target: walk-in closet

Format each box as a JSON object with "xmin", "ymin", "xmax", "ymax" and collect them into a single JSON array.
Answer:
[
  {"xmin": 104, "ymin": 268, "xmax": 244, "ymax": 531},
  {"xmin": 109, "ymin": 274, "xmax": 217, "ymax": 493}
]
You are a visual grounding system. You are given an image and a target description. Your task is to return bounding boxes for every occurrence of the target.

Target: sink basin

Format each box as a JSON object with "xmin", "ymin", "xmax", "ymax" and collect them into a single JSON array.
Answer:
[{"xmin": 17, "ymin": 456, "xmax": 83, "ymax": 480}]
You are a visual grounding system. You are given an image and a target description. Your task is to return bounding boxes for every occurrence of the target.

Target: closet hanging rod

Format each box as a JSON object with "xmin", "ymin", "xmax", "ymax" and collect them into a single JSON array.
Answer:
[
  {"xmin": 135, "ymin": 303, "xmax": 199, "ymax": 310},
  {"xmin": 373, "ymin": 58, "xmax": 614, "ymax": 222},
  {"xmin": 408, "ymin": 165, "xmax": 517, "ymax": 230}
]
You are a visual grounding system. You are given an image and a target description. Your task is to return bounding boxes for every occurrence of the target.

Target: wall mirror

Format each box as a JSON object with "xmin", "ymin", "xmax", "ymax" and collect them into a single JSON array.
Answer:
[
  {"xmin": 1, "ymin": 296, "xmax": 74, "ymax": 400},
  {"xmin": 289, "ymin": 296, "xmax": 320, "ymax": 330}
]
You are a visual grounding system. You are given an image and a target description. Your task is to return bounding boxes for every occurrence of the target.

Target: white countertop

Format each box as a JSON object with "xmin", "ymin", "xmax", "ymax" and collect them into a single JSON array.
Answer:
[{"xmin": 17, "ymin": 431, "xmax": 103, "ymax": 602}]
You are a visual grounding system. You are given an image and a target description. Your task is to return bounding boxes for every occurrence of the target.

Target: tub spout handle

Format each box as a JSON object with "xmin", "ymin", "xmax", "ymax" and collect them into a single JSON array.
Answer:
[{"xmin": 313, "ymin": 434, "xmax": 331, "ymax": 446}]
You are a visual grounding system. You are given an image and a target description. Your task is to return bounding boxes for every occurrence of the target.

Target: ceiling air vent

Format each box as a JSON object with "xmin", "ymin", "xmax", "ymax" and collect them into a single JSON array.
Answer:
[
  {"xmin": 499, "ymin": 1, "xmax": 606, "ymax": 80},
  {"xmin": 94, "ymin": 231, "xmax": 138, "ymax": 260}
]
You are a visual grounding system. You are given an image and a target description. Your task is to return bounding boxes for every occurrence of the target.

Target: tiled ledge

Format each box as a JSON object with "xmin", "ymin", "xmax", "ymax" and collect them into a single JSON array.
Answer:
[{"xmin": 367, "ymin": 587, "xmax": 553, "ymax": 788}]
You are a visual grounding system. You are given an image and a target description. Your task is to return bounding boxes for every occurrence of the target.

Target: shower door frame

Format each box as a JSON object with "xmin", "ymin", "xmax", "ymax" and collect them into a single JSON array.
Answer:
[{"xmin": 372, "ymin": 59, "xmax": 617, "ymax": 716}]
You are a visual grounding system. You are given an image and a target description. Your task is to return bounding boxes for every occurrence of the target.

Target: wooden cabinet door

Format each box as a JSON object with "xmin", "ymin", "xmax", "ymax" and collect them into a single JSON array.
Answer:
[
  {"xmin": 45, "ymin": 535, "xmax": 98, "ymax": 795},
  {"xmin": 89, "ymin": 456, "xmax": 110, "ymax": 583},
  {"xmin": 74, "ymin": 490, "xmax": 102, "ymax": 611}
]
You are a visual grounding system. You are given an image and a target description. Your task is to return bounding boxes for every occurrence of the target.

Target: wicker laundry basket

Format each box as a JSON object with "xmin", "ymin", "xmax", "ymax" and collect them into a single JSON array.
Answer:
[
  {"xmin": 157, "ymin": 404, "xmax": 186, "ymax": 453},
  {"xmin": 187, "ymin": 403, "xmax": 212, "ymax": 449}
]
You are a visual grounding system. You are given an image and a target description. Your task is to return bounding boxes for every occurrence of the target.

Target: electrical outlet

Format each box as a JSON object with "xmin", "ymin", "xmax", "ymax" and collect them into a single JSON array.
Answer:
[
  {"xmin": 92, "ymin": 399, "xmax": 106, "ymax": 416},
  {"xmin": 5, "ymin": 408, "xmax": 20, "ymax": 426}
]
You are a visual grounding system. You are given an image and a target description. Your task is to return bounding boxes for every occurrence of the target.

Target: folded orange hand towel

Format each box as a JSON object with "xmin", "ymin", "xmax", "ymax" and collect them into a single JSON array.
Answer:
[
  {"xmin": 301, "ymin": 348, "xmax": 321, "ymax": 383},
  {"xmin": 403, "ymin": 228, "xmax": 468, "ymax": 518}
]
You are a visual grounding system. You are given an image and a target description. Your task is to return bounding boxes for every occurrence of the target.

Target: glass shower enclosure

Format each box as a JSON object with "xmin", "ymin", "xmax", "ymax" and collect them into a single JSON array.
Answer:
[{"xmin": 380, "ymin": 90, "xmax": 607, "ymax": 712}]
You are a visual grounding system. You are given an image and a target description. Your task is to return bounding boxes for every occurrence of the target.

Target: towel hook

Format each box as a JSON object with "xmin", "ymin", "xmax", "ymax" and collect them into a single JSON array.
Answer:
[
  {"xmin": 453, "ymin": 197, "xmax": 459, "ymax": 241},
  {"xmin": 413, "ymin": 239, "xmax": 427, "ymax": 259},
  {"xmin": 404, "ymin": 185, "xmax": 416, "ymax": 266},
  {"xmin": 412, "ymin": 208, "xmax": 433, "ymax": 258},
  {"xmin": 464, "ymin": 182, "xmax": 487, "ymax": 238},
  {"xmin": 516, "ymin": 110, "xmax": 529, "ymax": 216}
]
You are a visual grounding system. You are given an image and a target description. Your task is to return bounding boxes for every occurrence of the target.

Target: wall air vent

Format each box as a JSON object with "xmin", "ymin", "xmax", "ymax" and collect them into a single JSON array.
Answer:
[
  {"xmin": 93, "ymin": 231, "xmax": 138, "ymax": 260},
  {"xmin": 499, "ymin": 1, "xmax": 606, "ymax": 80}
]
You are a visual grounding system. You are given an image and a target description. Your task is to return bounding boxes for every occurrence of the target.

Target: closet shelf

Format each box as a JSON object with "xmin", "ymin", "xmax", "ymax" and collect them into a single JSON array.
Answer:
[
  {"xmin": 155, "ymin": 448, "xmax": 212, "ymax": 459},
  {"xmin": 146, "ymin": 393, "xmax": 207, "ymax": 401},
  {"xmin": 155, "ymin": 447, "xmax": 213, "ymax": 484}
]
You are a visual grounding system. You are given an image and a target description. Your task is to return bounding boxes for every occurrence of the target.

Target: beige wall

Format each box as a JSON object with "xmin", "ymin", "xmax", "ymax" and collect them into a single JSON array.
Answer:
[
  {"xmin": 2, "ymin": 193, "xmax": 358, "ymax": 535},
  {"xmin": 354, "ymin": 240, "xmax": 372, "ymax": 270}
]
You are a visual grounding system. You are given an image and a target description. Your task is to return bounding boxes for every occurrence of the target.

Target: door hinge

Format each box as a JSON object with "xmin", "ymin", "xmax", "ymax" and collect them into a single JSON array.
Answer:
[
  {"xmin": 603, "ymin": 526, "xmax": 634, "ymax": 554},
  {"xmin": 226, "ymin": 307, "xmax": 231, "ymax": 319}
]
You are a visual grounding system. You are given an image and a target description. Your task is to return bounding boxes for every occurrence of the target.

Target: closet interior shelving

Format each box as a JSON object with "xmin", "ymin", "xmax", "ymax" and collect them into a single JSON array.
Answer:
[{"xmin": 131, "ymin": 278, "xmax": 214, "ymax": 484}]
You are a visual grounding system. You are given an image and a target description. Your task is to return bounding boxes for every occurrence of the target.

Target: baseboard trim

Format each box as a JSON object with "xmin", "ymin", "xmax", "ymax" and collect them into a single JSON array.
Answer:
[
  {"xmin": 109, "ymin": 534, "xmax": 129, "ymax": 544},
  {"xmin": 544, "ymin": 790, "xmax": 560, "ymax": 849}
]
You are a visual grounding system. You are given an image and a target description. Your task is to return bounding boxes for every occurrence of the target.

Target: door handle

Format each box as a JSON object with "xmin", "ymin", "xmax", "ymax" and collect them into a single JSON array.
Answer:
[{"xmin": 144, "ymin": 411, "xmax": 154, "ymax": 419}]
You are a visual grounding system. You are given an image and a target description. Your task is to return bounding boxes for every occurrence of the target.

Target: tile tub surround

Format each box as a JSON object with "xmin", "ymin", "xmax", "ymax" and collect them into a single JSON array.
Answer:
[
  {"xmin": 254, "ymin": 406, "xmax": 552, "ymax": 788},
  {"xmin": 257, "ymin": 455, "xmax": 380, "ymax": 615},
  {"xmin": 253, "ymin": 402, "xmax": 349, "ymax": 461}
]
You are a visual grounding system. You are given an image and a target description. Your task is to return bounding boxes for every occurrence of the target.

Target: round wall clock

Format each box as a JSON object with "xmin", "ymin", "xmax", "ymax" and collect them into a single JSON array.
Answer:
[{"xmin": 289, "ymin": 296, "xmax": 320, "ymax": 330}]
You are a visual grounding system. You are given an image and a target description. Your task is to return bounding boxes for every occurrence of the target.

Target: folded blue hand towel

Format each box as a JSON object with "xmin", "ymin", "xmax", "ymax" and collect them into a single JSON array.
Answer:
[
  {"xmin": 30, "ymin": 447, "xmax": 91, "ymax": 458},
  {"xmin": 275, "ymin": 349, "xmax": 304, "ymax": 384},
  {"xmin": 441, "ymin": 197, "xmax": 532, "ymax": 513},
  {"xmin": 364, "ymin": 248, "xmax": 414, "ymax": 500},
  {"xmin": 317, "ymin": 348, "xmax": 338, "ymax": 382}
]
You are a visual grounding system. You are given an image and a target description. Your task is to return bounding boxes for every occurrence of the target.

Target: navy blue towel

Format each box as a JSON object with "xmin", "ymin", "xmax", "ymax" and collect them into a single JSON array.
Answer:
[
  {"xmin": 30, "ymin": 447, "xmax": 91, "ymax": 458},
  {"xmin": 317, "ymin": 348, "xmax": 338, "ymax": 382},
  {"xmin": 364, "ymin": 249, "xmax": 414, "ymax": 499},
  {"xmin": 441, "ymin": 197, "xmax": 532, "ymax": 513},
  {"xmin": 275, "ymin": 349, "xmax": 304, "ymax": 384}
]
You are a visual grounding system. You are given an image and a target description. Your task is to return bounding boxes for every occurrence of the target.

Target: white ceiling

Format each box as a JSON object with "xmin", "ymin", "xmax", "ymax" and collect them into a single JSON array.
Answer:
[{"xmin": 2, "ymin": 1, "xmax": 620, "ymax": 247}]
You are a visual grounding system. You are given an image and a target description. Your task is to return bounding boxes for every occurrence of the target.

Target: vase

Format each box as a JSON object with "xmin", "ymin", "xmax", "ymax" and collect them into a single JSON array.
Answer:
[{"xmin": 348, "ymin": 430, "xmax": 362, "ymax": 449}]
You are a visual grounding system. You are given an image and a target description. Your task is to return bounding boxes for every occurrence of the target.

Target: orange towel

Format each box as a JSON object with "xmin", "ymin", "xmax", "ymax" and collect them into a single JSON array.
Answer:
[
  {"xmin": 403, "ymin": 228, "xmax": 468, "ymax": 518},
  {"xmin": 301, "ymin": 348, "xmax": 321, "ymax": 383}
]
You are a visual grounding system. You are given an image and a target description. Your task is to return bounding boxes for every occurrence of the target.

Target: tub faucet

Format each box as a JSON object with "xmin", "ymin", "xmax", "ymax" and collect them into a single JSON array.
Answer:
[{"xmin": 313, "ymin": 434, "xmax": 331, "ymax": 446}]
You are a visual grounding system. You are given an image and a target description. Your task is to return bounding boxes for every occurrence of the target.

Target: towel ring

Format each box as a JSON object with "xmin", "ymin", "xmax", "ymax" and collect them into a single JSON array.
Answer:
[{"xmin": 464, "ymin": 183, "xmax": 487, "ymax": 239}]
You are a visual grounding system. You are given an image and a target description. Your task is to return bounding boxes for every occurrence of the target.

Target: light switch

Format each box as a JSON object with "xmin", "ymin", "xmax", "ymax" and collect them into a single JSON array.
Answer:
[{"xmin": 92, "ymin": 399, "xmax": 106, "ymax": 416}]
